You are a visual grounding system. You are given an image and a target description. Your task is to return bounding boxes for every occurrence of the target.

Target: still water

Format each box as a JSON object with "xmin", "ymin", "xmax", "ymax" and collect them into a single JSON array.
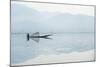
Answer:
[{"xmin": 11, "ymin": 33, "xmax": 95, "ymax": 64}]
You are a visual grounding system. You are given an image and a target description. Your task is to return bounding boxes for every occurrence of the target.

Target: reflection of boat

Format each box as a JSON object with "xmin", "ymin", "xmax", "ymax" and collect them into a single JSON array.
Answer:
[{"xmin": 27, "ymin": 32, "xmax": 52, "ymax": 42}]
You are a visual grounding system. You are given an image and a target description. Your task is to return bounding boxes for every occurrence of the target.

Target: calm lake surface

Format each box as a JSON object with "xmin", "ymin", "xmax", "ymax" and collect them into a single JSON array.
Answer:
[{"xmin": 11, "ymin": 33, "xmax": 95, "ymax": 64}]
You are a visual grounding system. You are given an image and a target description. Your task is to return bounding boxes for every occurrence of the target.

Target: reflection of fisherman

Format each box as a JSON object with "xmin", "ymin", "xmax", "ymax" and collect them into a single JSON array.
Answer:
[{"xmin": 27, "ymin": 32, "xmax": 52, "ymax": 42}]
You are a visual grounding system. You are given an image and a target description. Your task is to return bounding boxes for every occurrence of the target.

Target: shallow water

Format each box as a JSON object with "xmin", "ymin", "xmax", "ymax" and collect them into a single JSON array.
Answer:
[{"xmin": 11, "ymin": 33, "xmax": 95, "ymax": 64}]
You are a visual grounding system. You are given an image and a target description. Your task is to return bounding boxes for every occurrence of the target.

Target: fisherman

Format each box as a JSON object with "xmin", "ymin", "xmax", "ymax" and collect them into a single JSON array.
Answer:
[{"xmin": 27, "ymin": 32, "xmax": 52, "ymax": 42}]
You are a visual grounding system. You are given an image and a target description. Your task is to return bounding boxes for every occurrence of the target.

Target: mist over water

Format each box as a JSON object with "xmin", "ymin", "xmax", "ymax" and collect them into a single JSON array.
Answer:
[
  {"xmin": 11, "ymin": 2, "xmax": 95, "ymax": 65},
  {"xmin": 11, "ymin": 32, "xmax": 95, "ymax": 64}
]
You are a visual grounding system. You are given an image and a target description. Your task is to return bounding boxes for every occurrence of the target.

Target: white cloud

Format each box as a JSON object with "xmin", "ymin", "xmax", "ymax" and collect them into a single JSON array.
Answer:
[
  {"xmin": 11, "ymin": 1, "xmax": 94, "ymax": 16},
  {"xmin": 12, "ymin": 50, "xmax": 95, "ymax": 66}
]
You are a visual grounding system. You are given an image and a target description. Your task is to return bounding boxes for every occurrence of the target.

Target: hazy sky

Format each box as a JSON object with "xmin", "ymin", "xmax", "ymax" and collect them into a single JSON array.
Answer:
[
  {"xmin": 11, "ymin": 1, "xmax": 95, "ymax": 33},
  {"xmin": 12, "ymin": 1, "xmax": 94, "ymax": 16}
]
